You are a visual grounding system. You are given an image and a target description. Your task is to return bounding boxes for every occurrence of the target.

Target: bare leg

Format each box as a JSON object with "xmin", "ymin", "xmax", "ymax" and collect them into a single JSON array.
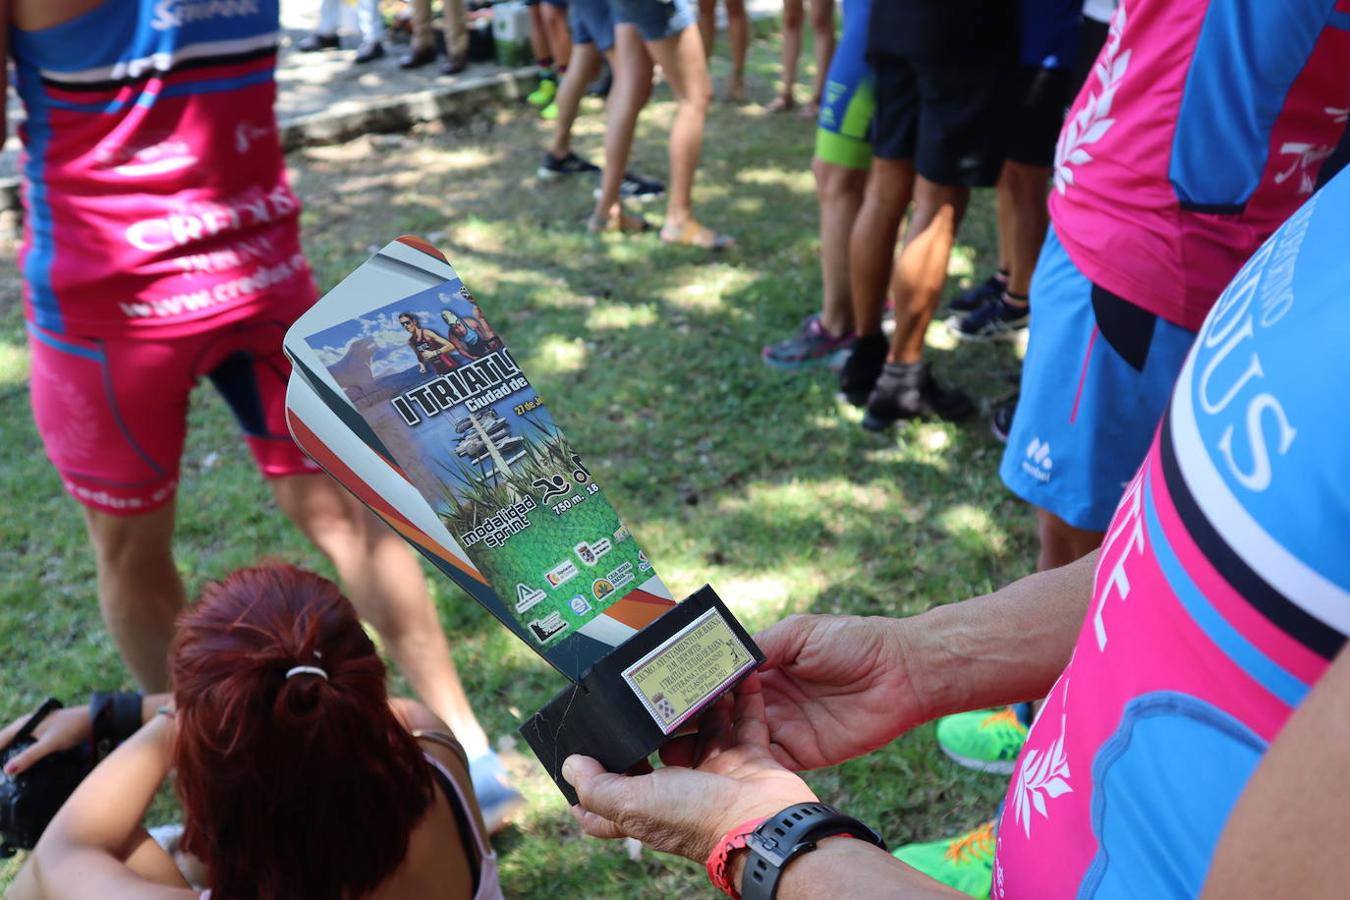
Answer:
[
  {"xmin": 528, "ymin": 2, "xmax": 551, "ymax": 64},
  {"xmin": 542, "ymin": 1, "xmax": 572, "ymax": 71},
  {"xmin": 813, "ymin": 157, "xmax": 867, "ymax": 336},
  {"xmin": 594, "ymin": 24, "xmax": 653, "ymax": 223},
  {"xmin": 270, "ymin": 474, "xmax": 492, "ymax": 758},
  {"xmin": 805, "ymin": 0, "xmax": 835, "ymax": 111},
  {"xmin": 994, "ymin": 165, "xmax": 1014, "ymax": 275},
  {"xmin": 774, "ymin": 0, "xmax": 803, "ymax": 109},
  {"xmin": 645, "ymin": 26, "xmax": 721, "ymax": 240},
  {"xmin": 888, "ymin": 176, "xmax": 970, "ymax": 364},
  {"xmin": 849, "ymin": 157, "xmax": 915, "ymax": 338},
  {"xmin": 725, "ymin": 0, "xmax": 749, "ymax": 100},
  {"xmin": 549, "ymin": 44, "xmax": 605, "ymax": 158},
  {"xmin": 1001, "ymin": 160, "xmax": 1051, "ymax": 297},
  {"xmin": 82, "ymin": 504, "xmax": 184, "ymax": 692},
  {"xmin": 698, "ymin": 0, "xmax": 717, "ymax": 60},
  {"xmin": 1035, "ymin": 507, "xmax": 1102, "ymax": 571}
]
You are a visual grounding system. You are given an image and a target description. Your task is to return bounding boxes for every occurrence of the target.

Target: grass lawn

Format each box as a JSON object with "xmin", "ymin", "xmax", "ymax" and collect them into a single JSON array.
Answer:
[{"xmin": 0, "ymin": 25, "xmax": 1035, "ymax": 898}]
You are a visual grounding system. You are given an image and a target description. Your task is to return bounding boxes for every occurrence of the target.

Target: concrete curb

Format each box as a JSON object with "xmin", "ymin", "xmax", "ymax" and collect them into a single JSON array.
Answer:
[{"xmin": 278, "ymin": 65, "xmax": 539, "ymax": 151}]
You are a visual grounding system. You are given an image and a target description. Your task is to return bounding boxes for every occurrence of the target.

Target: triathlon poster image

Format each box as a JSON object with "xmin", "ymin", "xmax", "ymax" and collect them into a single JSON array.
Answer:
[{"xmin": 304, "ymin": 280, "xmax": 655, "ymax": 648}]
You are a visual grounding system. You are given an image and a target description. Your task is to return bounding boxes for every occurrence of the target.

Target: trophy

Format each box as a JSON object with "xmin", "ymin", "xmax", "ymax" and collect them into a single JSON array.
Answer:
[{"xmin": 282, "ymin": 237, "xmax": 762, "ymax": 801}]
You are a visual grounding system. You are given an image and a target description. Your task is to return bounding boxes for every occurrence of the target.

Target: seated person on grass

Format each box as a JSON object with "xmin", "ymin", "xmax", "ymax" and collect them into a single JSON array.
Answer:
[{"xmin": 3, "ymin": 565, "xmax": 503, "ymax": 900}]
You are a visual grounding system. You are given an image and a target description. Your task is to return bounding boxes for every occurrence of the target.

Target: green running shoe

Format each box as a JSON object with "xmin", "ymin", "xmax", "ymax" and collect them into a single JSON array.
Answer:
[
  {"xmin": 527, "ymin": 76, "xmax": 557, "ymax": 107},
  {"xmin": 893, "ymin": 821, "xmax": 995, "ymax": 898},
  {"xmin": 540, "ymin": 100, "xmax": 558, "ymax": 120},
  {"xmin": 936, "ymin": 707, "xmax": 1028, "ymax": 775}
]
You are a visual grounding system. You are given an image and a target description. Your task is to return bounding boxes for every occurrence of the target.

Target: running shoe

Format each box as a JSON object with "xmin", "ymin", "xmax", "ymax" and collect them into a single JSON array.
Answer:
[
  {"xmin": 936, "ymin": 707, "xmax": 1029, "ymax": 775},
  {"xmin": 948, "ymin": 272, "xmax": 1007, "ymax": 313},
  {"xmin": 861, "ymin": 362, "xmax": 973, "ymax": 430},
  {"xmin": 540, "ymin": 100, "xmax": 559, "ymax": 120},
  {"xmin": 990, "ymin": 397, "xmax": 1017, "ymax": 444},
  {"xmin": 948, "ymin": 295, "xmax": 1029, "ymax": 342},
  {"xmin": 892, "ymin": 821, "xmax": 996, "ymax": 898},
  {"xmin": 594, "ymin": 172, "xmax": 666, "ymax": 202},
  {"xmin": 468, "ymin": 750, "xmax": 527, "ymax": 834},
  {"xmin": 838, "ymin": 332, "xmax": 889, "ymax": 406},
  {"xmin": 526, "ymin": 76, "xmax": 557, "ymax": 107},
  {"xmin": 538, "ymin": 151, "xmax": 601, "ymax": 180},
  {"xmin": 762, "ymin": 315, "xmax": 856, "ymax": 370}
]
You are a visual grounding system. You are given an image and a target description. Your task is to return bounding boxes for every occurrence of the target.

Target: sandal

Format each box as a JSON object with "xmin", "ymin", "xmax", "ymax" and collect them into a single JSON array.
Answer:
[
  {"xmin": 587, "ymin": 210, "xmax": 652, "ymax": 234},
  {"xmin": 660, "ymin": 220, "xmax": 736, "ymax": 251}
]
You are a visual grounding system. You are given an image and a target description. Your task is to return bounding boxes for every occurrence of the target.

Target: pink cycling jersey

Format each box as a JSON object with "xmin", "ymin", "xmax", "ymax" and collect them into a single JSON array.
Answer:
[
  {"xmin": 11, "ymin": 0, "xmax": 311, "ymax": 338},
  {"xmin": 1048, "ymin": 0, "xmax": 1350, "ymax": 330}
]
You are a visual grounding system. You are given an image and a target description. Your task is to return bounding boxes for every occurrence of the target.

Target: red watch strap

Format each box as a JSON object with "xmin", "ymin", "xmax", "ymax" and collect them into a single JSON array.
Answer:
[{"xmin": 706, "ymin": 817, "xmax": 769, "ymax": 900}]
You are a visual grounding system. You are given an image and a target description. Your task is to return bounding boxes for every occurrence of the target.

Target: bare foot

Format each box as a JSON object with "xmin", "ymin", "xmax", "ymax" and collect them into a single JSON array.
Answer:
[
  {"xmin": 764, "ymin": 94, "xmax": 795, "ymax": 113},
  {"xmin": 724, "ymin": 76, "xmax": 747, "ymax": 103},
  {"xmin": 796, "ymin": 100, "xmax": 821, "ymax": 120}
]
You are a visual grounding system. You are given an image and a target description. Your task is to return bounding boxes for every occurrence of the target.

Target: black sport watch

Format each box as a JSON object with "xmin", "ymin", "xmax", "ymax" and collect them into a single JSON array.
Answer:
[{"xmin": 740, "ymin": 802, "xmax": 887, "ymax": 900}]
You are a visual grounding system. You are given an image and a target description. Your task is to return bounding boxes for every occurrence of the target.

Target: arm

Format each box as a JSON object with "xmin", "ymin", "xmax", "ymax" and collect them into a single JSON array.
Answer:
[
  {"xmin": 1, "ymin": 693, "xmax": 173, "ymax": 775},
  {"xmin": 758, "ymin": 550, "xmax": 1098, "ymax": 770},
  {"xmin": 564, "ymin": 675, "xmax": 964, "ymax": 898},
  {"xmin": 29, "ymin": 715, "xmax": 191, "ymax": 899},
  {"xmin": 1201, "ymin": 643, "xmax": 1350, "ymax": 897}
]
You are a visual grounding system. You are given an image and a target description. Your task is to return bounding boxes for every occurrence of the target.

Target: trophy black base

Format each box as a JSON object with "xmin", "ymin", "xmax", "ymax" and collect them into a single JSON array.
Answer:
[{"xmin": 520, "ymin": 585, "xmax": 763, "ymax": 804}]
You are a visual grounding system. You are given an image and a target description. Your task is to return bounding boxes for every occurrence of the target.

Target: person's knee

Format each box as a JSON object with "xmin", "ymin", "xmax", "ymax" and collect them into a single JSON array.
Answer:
[
  {"xmin": 783, "ymin": 0, "xmax": 804, "ymax": 30},
  {"xmin": 813, "ymin": 158, "xmax": 867, "ymax": 198},
  {"xmin": 84, "ymin": 508, "xmax": 175, "ymax": 575},
  {"xmin": 809, "ymin": 0, "xmax": 831, "ymax": 31}
]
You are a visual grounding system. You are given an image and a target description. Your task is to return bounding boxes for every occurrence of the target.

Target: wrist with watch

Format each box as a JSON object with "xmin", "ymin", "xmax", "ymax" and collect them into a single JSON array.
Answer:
[{"xmin": 706, "ymin": 802, "xmax": 887, "ymax": 900}]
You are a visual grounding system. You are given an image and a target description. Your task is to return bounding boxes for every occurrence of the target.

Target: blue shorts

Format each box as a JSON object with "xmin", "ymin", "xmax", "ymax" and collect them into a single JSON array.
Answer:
[
  {"xmin": 571, "ymin": 0, "xmax": 615, "ymax": 50},
  {"xmin": 1000, "ymin": 226, "xmax": 1198, "ymax": 531},
  {"xmin": 814, "ymin": 0, "xmax": 874, "ymax": 170},
  {"xmin": 526, "ymin": 0, "xmax": 568, "ymax": 8},
  {"xmin": 608, "ymin": 0, "xmax": 695, "ymax": 42}
]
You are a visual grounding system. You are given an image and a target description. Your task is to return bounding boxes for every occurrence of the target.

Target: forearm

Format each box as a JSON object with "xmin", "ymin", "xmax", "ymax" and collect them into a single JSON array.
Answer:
[
  {"xmin": 730, "ymin": 836, "xmax": 964, "ymax": 899},
  {"xmin": 899, "ymin": 550, "xmax": 1098, "ymax": 722},
  {"xmin": 35, "ymin": 716, "xmax": 172, "ymax": 863}
]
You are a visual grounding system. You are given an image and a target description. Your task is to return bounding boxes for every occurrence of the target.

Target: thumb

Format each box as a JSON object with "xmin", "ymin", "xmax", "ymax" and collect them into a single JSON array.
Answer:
[{"xmin": 562, "ymin": 755, "xmax": 632, "ymax": 840}]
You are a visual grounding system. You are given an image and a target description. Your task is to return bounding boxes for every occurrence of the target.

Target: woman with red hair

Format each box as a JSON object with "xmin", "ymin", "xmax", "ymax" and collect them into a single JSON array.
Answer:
[{"xmin": 4, "ymin": 564, "xmax": 503, "ymax": 899}]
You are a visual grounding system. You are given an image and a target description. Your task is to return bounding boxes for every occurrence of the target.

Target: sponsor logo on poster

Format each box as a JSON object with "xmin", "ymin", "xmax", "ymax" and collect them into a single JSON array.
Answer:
[
  {"xmin": 569, "ymin": 595, "xmax": 592, "ymax": 615},
  {"xmin": 591, "ymin": 538, "xmax": 612, "ymax": 559},
  {"xmin": 545, "ymin": 559, "xmax": 578, "ymax": 588},
  {"xmin": 592, "ymin": 578, "xmax": 615, "ymax": 601},
  {"xmin": 614, "ymin": 525, "xmax": 631, "ymax": 543},
  {"xmin": 637, "ymin": 550, "xmax": 652, "ymax": 572},
  {"xmin": 528, "ymin": 612, "xmax": 567, "ymax": 643},
  {"xmin": 515, "ymin": 583, "xmax": 546, "ymax": 614},
  {"xmin": 606, "ymin": 561, "xmax": 635, "ymax": 591},
  {"xmin": 575, "ymin": 542, "xmax": 597, "ymax": 566}
]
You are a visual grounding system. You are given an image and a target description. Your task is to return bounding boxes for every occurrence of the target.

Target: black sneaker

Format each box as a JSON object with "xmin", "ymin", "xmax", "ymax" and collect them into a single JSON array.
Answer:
[
  {"xmin": 948, "ymin": 272, "xmax": 1007, "ymax": 313},
  {"xmin": 353, "ymin": 41, "xmax": 385, "ymax": 64},
  {"xmin": 838, "ymin": 332, "xmax": 889, "ymax": 407},
  {"xmin": 948, "ymin": 295, "xmax": 1029, "ymax": 342},
  {"xmin": 594, "ymin": 172, "xmax": 666, "ymax": 202},
  {"xmin": 861, "ymin": 362, "xmax": 973, "ymax": 430},
  {"xmin": 990, "ymin": 396, "xmax": 1017, "ymax": 444},
  {"xmin": 539, "ymin": 152, "xmax": 601, "ymax": 180},
  {"xmin": 298, "ymin": 32, "xmax": 341, "ymax": 52}
]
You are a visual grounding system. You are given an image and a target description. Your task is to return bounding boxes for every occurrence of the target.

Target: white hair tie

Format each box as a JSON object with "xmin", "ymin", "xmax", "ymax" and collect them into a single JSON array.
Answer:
[{"xmin": 285, "ymin": 665, "xmax": 328, "ymax": 681}]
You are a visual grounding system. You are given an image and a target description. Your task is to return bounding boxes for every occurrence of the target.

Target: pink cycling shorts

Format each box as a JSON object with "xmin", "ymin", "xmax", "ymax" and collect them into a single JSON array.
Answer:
[{"xmin": 27, "ymin": 288, "xmax": 322, "ymax": 516}]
